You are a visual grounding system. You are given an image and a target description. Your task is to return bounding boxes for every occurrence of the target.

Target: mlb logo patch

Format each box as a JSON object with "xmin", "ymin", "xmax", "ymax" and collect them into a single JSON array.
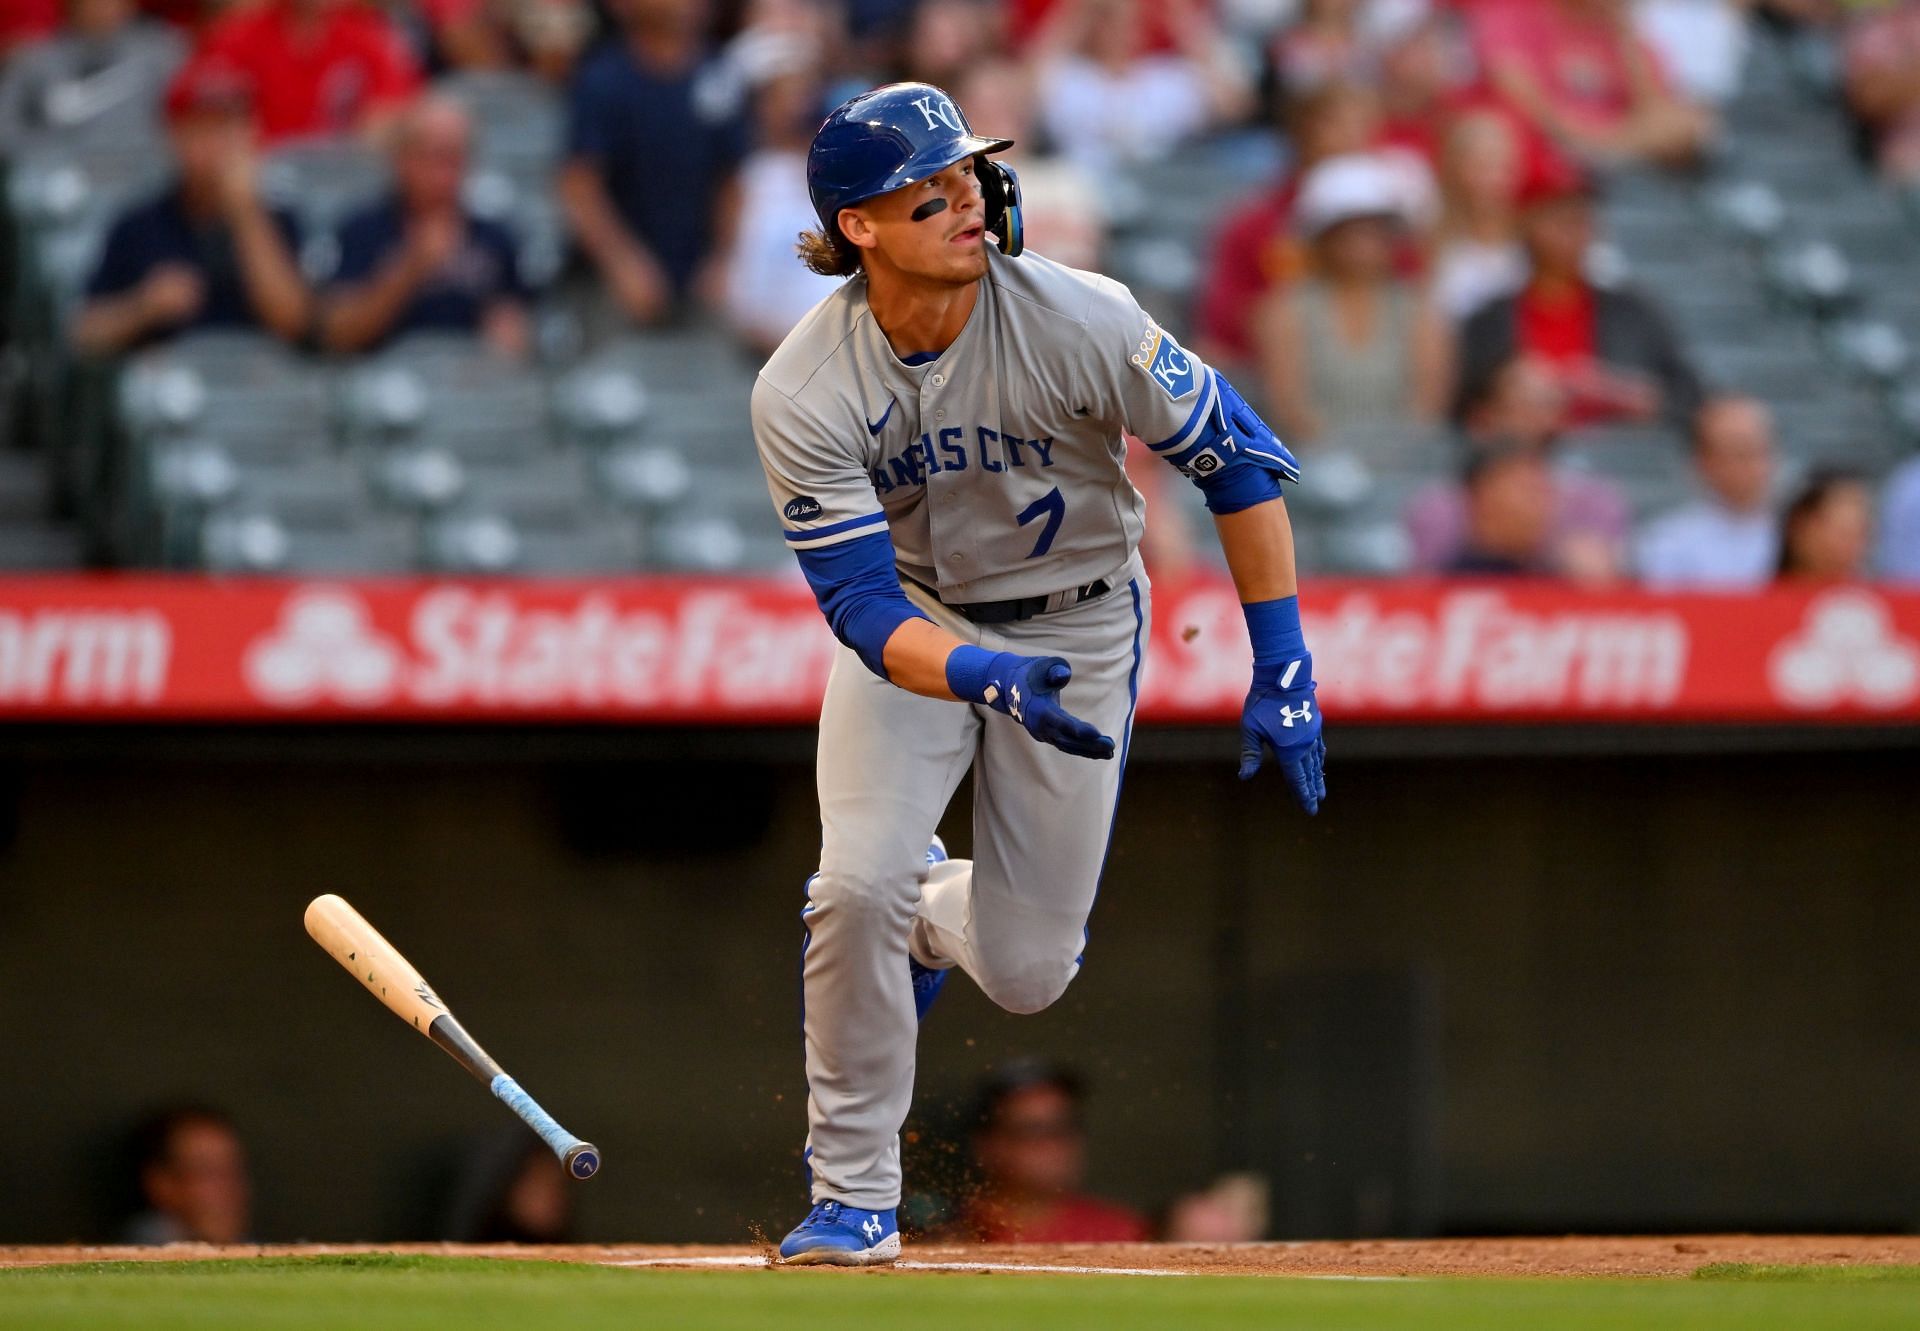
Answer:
[
  {"xmin": 1184, "ymin": 448, "xmax": 1224, "ymax": 478},
  {"xmin": 1130, "ymin": 322, "xmax": 1199, "ymax": 402}
]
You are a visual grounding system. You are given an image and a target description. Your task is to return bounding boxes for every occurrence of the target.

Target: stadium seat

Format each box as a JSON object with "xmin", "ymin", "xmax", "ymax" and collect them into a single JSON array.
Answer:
[
  {"xmin": 200, "ymin": 509, "xmax": 415, "ymax": 573},
  {"xmin": 598, "ymin": 442, "xmax": 694, "ymax": 513},
  {"xmin": 420, "ymin": 510, "xmax": 644, "ymax": 574},
  {"xmin": 258, "ymin": 139, "xmax": 390, "ymax": 240},
  {"xmin": 459, "ymin": 452, "xmax": 597, "ymax": 527},
  {"xmin": 0, "ymin": 523, "xmax": 86, "ymax": 569},
  {"xmin": 553, "ymin": 365, "xmax": 650, "ymax": 446}
]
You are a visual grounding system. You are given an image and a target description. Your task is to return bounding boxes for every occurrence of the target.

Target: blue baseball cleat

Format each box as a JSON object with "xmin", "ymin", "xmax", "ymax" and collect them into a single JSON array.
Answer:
[
  {"xmin": 910, "ymin": 836, "xmax": 952, "ymax": 1021},
  {"xmin": 778, "ymin": 1200, "xmax": 901, "ymax": 1266}
]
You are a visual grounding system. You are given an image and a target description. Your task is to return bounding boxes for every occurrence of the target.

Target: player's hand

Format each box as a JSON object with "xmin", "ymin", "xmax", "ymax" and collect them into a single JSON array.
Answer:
[
  {"xmin": 984, "ymin": 654, "xmax": 1115, "ymax": 761},
  {"xmin": 1238, "ymin": 651, "xmax": 1325, "ymax": 814}
]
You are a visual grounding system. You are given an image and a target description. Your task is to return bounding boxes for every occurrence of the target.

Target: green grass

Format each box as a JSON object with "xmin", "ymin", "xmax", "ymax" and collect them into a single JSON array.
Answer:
[
  {"xmin": 3, "ymin": 1254, "xmax": 1919, "ymax": 1331},
  {"xmin": 1696, "ymin": 1263, "xmax": 1920, "ymax": 1284}
]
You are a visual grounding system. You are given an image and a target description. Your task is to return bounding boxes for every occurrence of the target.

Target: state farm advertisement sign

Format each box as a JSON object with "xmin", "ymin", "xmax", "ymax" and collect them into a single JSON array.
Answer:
[{"xmin": 0, "ymin": 575, "xmax": 1916, "ymax": 724}]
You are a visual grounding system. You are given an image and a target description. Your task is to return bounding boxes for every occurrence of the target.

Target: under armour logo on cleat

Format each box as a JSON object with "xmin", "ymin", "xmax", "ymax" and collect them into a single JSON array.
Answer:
[
  {"xmin": 861, "ymin": 1215, "xmax": 883, "ymax": 1241},
  {"xmin": 1279, "ymin": 701, "xmax": 1313, "ymax": 728}
]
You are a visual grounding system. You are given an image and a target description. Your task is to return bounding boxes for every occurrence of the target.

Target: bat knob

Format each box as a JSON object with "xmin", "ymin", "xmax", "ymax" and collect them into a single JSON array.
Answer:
[{"xmin": 564, "ymin": 1143, "xmax": 601, "ymax": 1180}]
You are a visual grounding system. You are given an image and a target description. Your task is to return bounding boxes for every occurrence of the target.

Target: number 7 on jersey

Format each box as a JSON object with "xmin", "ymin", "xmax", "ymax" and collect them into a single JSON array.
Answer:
[{"xmin": 1016, "ymin": 486, "xmax": 1065, "ymax": 559}]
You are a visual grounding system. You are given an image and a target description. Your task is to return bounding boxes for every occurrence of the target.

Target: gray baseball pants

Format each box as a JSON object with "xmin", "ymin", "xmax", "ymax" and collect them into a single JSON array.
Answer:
[{"xmin": 800, "ymin": 554, "xmax": 1151, "ymax": 1210}]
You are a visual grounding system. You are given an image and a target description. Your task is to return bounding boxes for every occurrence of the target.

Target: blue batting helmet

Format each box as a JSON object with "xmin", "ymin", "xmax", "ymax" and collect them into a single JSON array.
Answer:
[{"xmin": 807, "ymin": 82, "xmax": 1024, "ymax": 256}]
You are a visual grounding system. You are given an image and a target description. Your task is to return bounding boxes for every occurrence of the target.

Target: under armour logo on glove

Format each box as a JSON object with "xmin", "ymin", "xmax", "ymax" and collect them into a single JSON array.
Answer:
[
  {"xmin": 952, "ymin": 649, "xmax": 1114, "ymax": 761},
  {"xmin": 1240, "ymin": 652, "xmax": 1326, "ymax": 814}
]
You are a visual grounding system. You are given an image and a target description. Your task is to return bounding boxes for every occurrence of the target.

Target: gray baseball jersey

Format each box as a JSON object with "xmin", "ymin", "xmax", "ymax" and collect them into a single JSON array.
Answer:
[
  {"xmin": 753, "ymin": 247, "xmax": 1212, "ymax": 1213},
  {"xmin": 752, "ymin": 246, "xmax": 1218, "ymax": 602}
]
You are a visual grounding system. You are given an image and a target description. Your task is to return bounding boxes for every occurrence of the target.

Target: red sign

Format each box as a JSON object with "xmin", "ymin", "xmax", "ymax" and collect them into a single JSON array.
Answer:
[{"xmin": 0, "ymin": 576, "xmax": 1916, "ymax": 724}]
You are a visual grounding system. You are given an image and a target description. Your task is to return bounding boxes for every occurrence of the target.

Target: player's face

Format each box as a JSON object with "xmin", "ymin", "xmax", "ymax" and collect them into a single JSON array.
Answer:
[{"xmin": 844, "ymin": 158, "xmax": 990, "ymax": 287}]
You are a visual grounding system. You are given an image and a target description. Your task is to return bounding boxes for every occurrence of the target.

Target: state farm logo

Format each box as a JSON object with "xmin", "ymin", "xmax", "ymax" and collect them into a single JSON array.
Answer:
[
  {"xmin": 243, "ymin": 588, "xmax": 403, "ymax": 707},
  {"xmin": 239, "ymin": 583, "xmax": 840, "ymax": 711},
  {"xmin": 1769, "ymin": 590, "xmax": 1919, "ymax": 710}
]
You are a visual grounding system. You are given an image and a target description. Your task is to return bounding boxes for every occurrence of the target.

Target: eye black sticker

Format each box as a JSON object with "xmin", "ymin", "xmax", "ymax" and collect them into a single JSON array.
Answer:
[{"xmin": 911, "ymin": 197, "xmax": 949, "ymax": 223}]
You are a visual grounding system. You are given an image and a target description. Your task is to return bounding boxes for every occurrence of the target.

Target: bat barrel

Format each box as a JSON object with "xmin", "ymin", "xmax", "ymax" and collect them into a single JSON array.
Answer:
[{"xmin": 490, "ymin": 1073, "xmax": 601, "ymax": 1180}]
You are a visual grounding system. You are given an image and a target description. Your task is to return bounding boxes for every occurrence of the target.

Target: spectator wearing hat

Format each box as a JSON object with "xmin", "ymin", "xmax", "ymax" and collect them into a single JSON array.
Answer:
[
  {"xmin": 559, "ymin": 0, "xmax": 750, "ymax": 327},
  {"xmin": 1253, "ymin": 151, "xmax": 1452, "ymax": 448},
  {"xmin": 1195, "ymin": 81, "xmax": 1437, "ymax": 379},
  {"xmin": 71, "ymin": 61, "xmax": 310, "ymax": 354},
  {"xmin": 0, "ymin": 0, "xmax": 187, "ymax": 155},
  {"xmin": 1455, "ymin": 153, "xmax": 1701, "ymax": 429},
  {"xmin": 1636, "ymin": 396, "xmax": 1780, "ymax": 588},
  {"xmin": 191, "ymin": 0, "xmax": 421, "ymax": 144},
  {"xmin": 320, "ymin": 95, "xmax": 531, "ymax": 357},
  {"xmin": 1404, "ymin": 354, "xmax": 1629, "ymax": 580},
  {"xmin": 1777, "ymin": 469, "xmax": 1874, "ymax": 581},
  {"xmin": 1469, "ymin": 0, "xmax": 1712, "ymax": 168},
  {"xmin": 940, "ymin": 1060, "xmax": 1150, "ymax": 1245}
]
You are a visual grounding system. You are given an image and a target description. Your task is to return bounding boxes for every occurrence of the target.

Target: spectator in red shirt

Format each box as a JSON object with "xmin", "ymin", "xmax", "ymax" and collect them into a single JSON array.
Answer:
[
  {"xmin": 1454, "ymin": 153, "xmax": 1700, "ymax": 428},
  {"xmin": 1194, "ymin": 81, "xmax": 1382, "ymax": 375},
  {"xmin": 942, "ymin": 1061, "xmax": 1150, "ymax": 1245},
  {"xmin": 1, "ymin": 0, "xmax": 60, "ymax": 59},
  {"xmin": 192, "ymin": 0, "xmax": 421, "ymax": 144},
  {"xmin": 1471, "ymin": 0, "xmax": 1711, "ymax": 168}
]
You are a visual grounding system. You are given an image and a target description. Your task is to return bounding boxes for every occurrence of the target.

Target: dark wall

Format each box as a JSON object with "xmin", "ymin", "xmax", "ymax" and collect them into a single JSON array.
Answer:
[{"xmin": 0, "ymin": 731, "xmax": 1915, "ymax": 1243}]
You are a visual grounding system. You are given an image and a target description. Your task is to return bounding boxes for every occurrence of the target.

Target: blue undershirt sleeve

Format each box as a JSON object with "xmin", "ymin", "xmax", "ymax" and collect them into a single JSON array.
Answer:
[{"xmin": 792, "ymin": 528, "xmax": 930, "ymax": 682}]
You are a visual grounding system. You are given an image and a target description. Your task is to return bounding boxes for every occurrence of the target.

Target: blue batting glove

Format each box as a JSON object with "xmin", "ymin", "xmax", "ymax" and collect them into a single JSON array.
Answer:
[
  {"xmin": 1238, "ymin": 652, "xmax": 1324, "ymax": 813},
  {"xmin": 948, "ymin": 647, "xmax": 1115, "ymax": 761},
  {"xmin": 1237, "ymin": 595, "xmax": 1326, "ymax": 815}
]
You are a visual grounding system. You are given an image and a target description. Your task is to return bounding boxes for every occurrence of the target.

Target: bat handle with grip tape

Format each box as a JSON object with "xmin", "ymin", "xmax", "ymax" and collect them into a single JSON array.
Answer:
[{"xmin": 491, "ymin": 1075, "xmax": 601, "ymax": 1180}]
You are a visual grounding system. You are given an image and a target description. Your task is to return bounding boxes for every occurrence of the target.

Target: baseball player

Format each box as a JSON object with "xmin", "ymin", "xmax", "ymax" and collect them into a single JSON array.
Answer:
[{"xmin": 752, "ymin": 82, "xmax": 1326, "ymax": 1265}]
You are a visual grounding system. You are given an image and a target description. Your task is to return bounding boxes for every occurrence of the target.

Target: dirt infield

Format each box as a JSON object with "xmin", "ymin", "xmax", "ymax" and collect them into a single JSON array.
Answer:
[{"xmin": 4, "ymin": 1235, "xmax": 1918, "ymax": 1278}]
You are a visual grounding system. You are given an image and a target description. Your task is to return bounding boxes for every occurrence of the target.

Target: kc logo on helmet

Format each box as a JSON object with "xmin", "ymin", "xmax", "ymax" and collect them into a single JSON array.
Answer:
[{"xmin": 913, "ymin": 94, "xmax": 966, "ymax": 133}]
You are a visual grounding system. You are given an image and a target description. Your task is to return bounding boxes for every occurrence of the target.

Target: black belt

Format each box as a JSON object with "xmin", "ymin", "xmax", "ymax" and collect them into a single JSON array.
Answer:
[{"xmin": 907, "ymin": 575, "xmax": 1113, "ymax": 625}]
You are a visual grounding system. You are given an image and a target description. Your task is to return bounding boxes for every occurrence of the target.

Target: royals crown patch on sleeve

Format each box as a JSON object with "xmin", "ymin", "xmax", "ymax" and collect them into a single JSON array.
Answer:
[{"xmin": 1128, "ymin": 321, "xmax": 1199, "ymax": 402}]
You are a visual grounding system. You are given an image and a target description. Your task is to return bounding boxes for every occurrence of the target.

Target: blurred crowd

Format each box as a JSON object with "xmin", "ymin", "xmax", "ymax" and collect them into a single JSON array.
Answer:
[
  {"xmin": 5, "ymin": 0, "xmax": 1920, "ymax": 583},
  {"xmin": 117, "ymin": 1062, "xmax": 1264, "ymax": 1245}
]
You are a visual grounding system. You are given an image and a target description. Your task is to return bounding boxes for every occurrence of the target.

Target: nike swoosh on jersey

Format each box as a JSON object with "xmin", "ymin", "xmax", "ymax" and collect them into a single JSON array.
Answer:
[{"xmin": 865, "ymin": 399, "xmax": 896, "ymax": 437}]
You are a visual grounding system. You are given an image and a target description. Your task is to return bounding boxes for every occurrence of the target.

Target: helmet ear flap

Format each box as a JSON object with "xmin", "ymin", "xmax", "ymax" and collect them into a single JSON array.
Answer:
[{"xmin": 978, "ymin": 157, "xmax": 1024, "ymax": 258}]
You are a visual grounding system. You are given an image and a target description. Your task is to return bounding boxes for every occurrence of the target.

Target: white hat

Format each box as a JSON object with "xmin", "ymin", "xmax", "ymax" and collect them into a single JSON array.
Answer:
[{"xmin": 1292, "ymin": 153, "xmax": 1407, "ymax": 239}]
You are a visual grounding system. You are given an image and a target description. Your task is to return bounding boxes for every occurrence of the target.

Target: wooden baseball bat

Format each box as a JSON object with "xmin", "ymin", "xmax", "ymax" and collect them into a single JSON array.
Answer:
[{"xmin": 303, "ymin": 893, "xmax": 601, "ymax": 1180}]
